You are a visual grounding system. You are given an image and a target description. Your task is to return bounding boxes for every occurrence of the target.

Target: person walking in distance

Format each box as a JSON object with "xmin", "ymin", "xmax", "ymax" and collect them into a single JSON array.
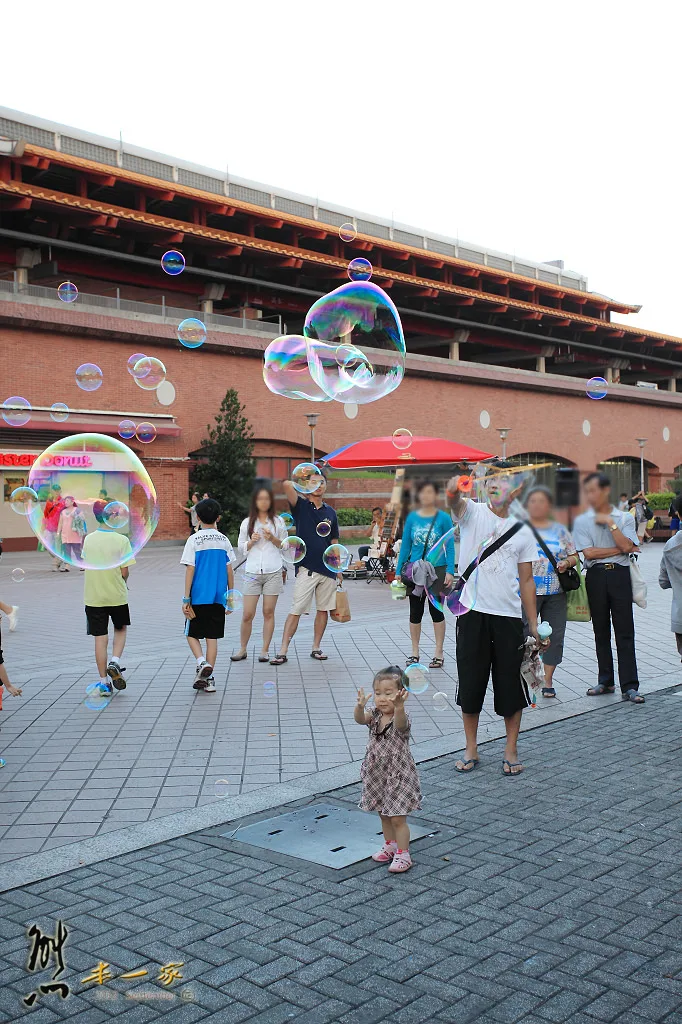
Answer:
[
  {"xmin": 270, "ymin": 468, "xmax": 342, "ymax": 665},
  {"xmin": 232, "ymin": 486, "xmax": 288, "ymax": 663},
  {"xmin": 446, "ymin": 462, "xmax": 546, "ymax": 776},
  {"xmin": 573, "ymin": 472, "xmax": 644, "ymax": 704},
  {"xmin": 177, "ymin": 492, "xmax": 200, "ymax": 535}
]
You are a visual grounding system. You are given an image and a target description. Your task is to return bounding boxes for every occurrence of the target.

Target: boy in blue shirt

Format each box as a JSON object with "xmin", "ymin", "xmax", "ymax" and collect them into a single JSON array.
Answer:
[{"xmin": 181, "ymin": 498, "xmax": 235, "ymax": 692}]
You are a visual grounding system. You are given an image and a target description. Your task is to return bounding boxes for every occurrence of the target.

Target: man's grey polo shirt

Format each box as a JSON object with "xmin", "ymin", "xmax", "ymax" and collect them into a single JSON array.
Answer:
[{"xmin": 573, "ymin": 506, "xmax": 638, "ymax": 568}]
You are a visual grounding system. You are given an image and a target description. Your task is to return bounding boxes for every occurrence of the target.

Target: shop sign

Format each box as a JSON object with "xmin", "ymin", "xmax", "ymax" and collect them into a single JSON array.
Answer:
[{"xmin": 0, "ymin": 453, "xmax": 38, "ymax": 467}]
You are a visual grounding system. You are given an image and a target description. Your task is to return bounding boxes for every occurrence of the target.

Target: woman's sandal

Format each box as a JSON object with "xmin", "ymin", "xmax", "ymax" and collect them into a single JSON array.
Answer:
[
  {"xmin": 622, "ymin": 689, "xmax": 645, "ymax": 704},
  {"xmin": 310, "ymin": 650, "xmax": 328, "ymax": 661},
  {"xmin": 258, "ymin": 655, "xmax": 270, "ymax": 663},
  {"xmin": 405, "ymin": 655, "xmax": 420, "ymax": 666},
  {"xmin": 541, "ymin": 687, "xmax": 556, "ymax": 698},
  {"xmin": 586, "ymin": 684, "xmax": 615, "ymax": 696},
  {"xmin": 230, "ymin": 652, "xmax": 248, "ymax": 662},
  {"xmin": 429, "ymin": 657, "xmax": 445, "ymax": 669},
  {"xmin": 502, "ymin": 759, "xmax": 524, "ymax": 777},
  {"xmin": 269, "ymin": 654, "xmax": 288, "ymax": 665}
]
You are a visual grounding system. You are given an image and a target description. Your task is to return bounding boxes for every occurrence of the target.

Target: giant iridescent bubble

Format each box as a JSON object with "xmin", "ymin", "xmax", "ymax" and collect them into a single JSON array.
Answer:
[
  {"xmin": 303, "ymin": 282, "xmax": 405, "ymax": 404},
  {"xmin": 263, "ymin": 334, "xmax": 333, "ymax": 402},
  {"xmin": 26, "ymin": 433, "xmax": 159, "ymax": 569}
]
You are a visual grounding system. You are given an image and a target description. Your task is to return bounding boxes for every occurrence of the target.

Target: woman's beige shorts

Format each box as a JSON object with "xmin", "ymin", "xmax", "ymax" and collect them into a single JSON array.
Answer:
[
  {"xmin": 241, "ymin": 570, "xmax": 283, "ymax": 597},
  {"xmin": 291, "ymin": 570, "xmax": 338, "ymax": 614}
]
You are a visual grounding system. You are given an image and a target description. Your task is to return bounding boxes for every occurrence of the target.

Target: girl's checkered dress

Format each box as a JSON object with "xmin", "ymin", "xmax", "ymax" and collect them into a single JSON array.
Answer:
[{"xmin": 359, "ymin": 709, "xmax": 422, "ymax": 816}]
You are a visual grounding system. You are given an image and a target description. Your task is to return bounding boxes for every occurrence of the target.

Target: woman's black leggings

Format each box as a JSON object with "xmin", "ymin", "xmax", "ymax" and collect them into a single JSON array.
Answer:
[{"xmin": 409, "ymin": 591, "xmax": 445, "ymax": 625}]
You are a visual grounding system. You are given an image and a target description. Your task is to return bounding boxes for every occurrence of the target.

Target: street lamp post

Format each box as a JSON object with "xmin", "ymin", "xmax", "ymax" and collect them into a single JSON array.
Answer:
[
  {"xmin": 636, "ymin": 437, "xmax": 647, "ymax": 494},
  {"xmin": 496, "ymin": 427, "xmax": 511, "ymax": 461},
  {"xmin": 306, "ymin": 413, "xmax": 320, "ymax": 463}
]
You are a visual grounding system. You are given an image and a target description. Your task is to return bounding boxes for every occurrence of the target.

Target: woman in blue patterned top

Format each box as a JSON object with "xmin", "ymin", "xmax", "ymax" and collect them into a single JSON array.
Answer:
[
  {"xmin": 524, "ymin": 486, "xmax": 578, "ymax": 698},
  {"xmin": 395, "ymin": 480, "xmax": 455, "ymax": 670}
]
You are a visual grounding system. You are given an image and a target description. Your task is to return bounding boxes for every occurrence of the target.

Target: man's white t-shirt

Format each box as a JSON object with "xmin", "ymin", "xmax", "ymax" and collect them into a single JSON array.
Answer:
[{"xmin": 457, "ymin": 501, "xmax": 537, "ymax": 617}]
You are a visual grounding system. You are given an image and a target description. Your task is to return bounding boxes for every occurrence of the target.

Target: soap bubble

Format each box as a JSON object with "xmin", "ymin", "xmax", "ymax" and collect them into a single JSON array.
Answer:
[
  {"xmin": 304, "ymin": 282, "xmax": 405, "ymax": 405},
  {"xmin": 280, "ymin": 512, "xmax": 295, "ymax": 531},
  {"xmin": 127, "ymin": 352, "xmax": 148, "ymax": 377},
  {"xmin": 281, "ymin": 536, "xmax": 307, "ymax": 564},
  {"xmin": 225, "ymin": 589, "xmax": 243, "ymax": 613},
  {"xmin": 133, "ymin": 357, "xmax": 166, "ymax": 390},
  {"xmin": 347, "ymin": 257, "xmax": 372, "ymax": 282},
  {"xmin": 57, "ymin": 281, "xmax": 78, "ymax": 303},
  {"xmin": 339, "ymin": 223, "xmax": 356, "ymax": 242},
  {"xmin": 136, "ymin": 422, "xmax": 157, "ymax": 444},
  {"xmin": 11, "ymin": 568, "xmax": 25, "ymax": 583},
  {"xmin": 344, "ymin": 403, "xmax": 359, "ymax": 420},
  {"xmin": 263, "ymin": 681, "xmax": 277, "ymax": 696},
  {"xmin": 214, "ymin": 779, "xmax": 229, "ymax": 798},
  {"xmin": 586, "ymin": 376, "xmax": 608, "ymax": 400},
  {"xmin": 103, "ymin": 501, "xmax": 129, "ymax": 529},
  {"xmin": 432, "ymin": 691, "xmax": 449, "ymax": 711},
  {"xmin": 405, "ymin": 663, "xmax": 430, "ymax": 695},
  {"xmin": 2, "ymin": 397, "xmax": 31, "ymax": 427},
  {"xmin": 425, "ymin": 530, "xmax": 497, "ymax": 617},
  {"xmin": 392, "ymin": 428, "xmax": 413, "ymax": 451},
  {"xmin": 84, "ymin": 682, "xmax": 112, "ymax": 711},
  {"xmin": 118, "ymin": 419, "xmax": 136, "ymax": 440},
  {"xmin": 178, "ymin": 318, "xmax": 206, "ymax": 348},
  {"xmin": 9, "ymin": 486, "xmax": 38, "ymax": 516},
  {"xmin": 292, "ymin": 463, "xmax": 325, "ymax": 494},
  {"xmin": 27, "ymin": 433, "xmax": 159, "ymax": 569},
  {"xmin": 155, "ymin": 380, "xmax": 176, "ymax": 406},
  {"xmin": 50, "ymin": 402, "xmax": 70, "ymax": 423},
  {"xmin": 161, "ymin": 250, "xmax": 185, "ymax": 275},
  {"xmin": 316, "ymin": 520, "xmax": 332, "ymax": 538},
  {"xmin": 75, "ymin": 364, "xmax": 103, "ymax": 392},
  {"xmin": 322, "ymin": 544, "xmax": 351, "ymax": 573},
  {"xmin": 263, "ymin": 335, "xmax": 333, "ymax": 402}
]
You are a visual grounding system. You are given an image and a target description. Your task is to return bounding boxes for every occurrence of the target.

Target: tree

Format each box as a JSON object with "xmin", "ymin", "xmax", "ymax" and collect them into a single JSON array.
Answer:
[{"xmin": 193, "ymin": 389, "xmax": 256, "ymax": 536}]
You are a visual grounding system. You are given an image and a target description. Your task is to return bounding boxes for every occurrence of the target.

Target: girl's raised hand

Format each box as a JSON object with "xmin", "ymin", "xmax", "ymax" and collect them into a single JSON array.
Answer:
[
  {"xmin": 389, "ymin": 689, "xmax": 408, "ymax": 704},
  {"xmin": 356, "ymin": 688, "xmax": 372, "ymax": 707}
]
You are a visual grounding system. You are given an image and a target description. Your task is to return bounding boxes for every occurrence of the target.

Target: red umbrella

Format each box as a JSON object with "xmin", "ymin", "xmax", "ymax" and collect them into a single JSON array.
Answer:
[{"xmin": 320, "ymin": 436, "xmax": 493, "ymax": 469}]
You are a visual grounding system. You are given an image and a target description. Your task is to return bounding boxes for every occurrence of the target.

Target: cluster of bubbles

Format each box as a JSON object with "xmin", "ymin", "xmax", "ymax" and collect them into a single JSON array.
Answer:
[
  {"xmin": 160, "ymin": 251, "xmax": 208, "ymax": 349},
  {"xmin": 117, "ymin": 418, "xmax": 157, "ymax": 444},
  {"xmin": 263, "ymin": 227, "xmax": 406, "ymax": 409},
  {"xmin": 10, "ymin": 433, "xmax": 159, "ymax": 569}
]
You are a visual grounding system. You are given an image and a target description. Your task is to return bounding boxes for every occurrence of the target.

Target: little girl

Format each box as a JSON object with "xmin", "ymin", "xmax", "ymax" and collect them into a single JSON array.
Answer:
[{"xmin": 355, "ymin": 665, "xmax": 422, "ymax": 873}]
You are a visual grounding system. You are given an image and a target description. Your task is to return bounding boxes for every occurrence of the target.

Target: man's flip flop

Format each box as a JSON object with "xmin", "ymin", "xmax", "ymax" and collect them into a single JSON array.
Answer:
[
  {"xmin": 270, "ymin": 654, "xmax": 288, "ymax": 665},
  {"xmin": 502, "ymin": 759, "xmax": 524, "ymax": 777},
  {"xmin": 455, "ymin": 758, "xmax": 480, "ymax": 774},
  {"xmin": 586, "ymin": 685, "xmax": 615, "ymax": 696},
  {"xmin": 310, "ymin": 650, "xmax": 328, "ymax": 661},
  {"xmin": 622, "ymin": 689, "xmax": 645, "ymax": 704}
]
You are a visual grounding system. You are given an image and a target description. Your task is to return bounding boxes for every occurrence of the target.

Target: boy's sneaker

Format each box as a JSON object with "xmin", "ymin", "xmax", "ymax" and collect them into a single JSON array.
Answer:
[
  {"xmin": 204, "ymin": 677, "xmax": 217, "ymax": 693},
  {"xmin": 107, "ymin": 661, "xmax": 126, "ymax": 690},
  {"xmin": 7, "ymin": 606, "xmax": 18, "ymax": 632},
  {"xmin": 193, "ymin": 660, "xmax": 213, "ymax": 689},
  {"xmin": 388, "ymin": 850, "xmax": 413, "ymax": 873},
  {"xmin": 372, "ymin": 840, "xmax": 398, "ymax": 863}
]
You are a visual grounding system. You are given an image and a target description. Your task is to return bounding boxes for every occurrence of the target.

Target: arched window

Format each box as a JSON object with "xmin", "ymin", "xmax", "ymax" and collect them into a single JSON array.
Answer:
[
  {"xmin": 598, "ymin": 457, "xmax": 655, "ymax": 497},
  {"xmin": 507, "ymin": 452, "xmax": 575, "ymax": 490}
]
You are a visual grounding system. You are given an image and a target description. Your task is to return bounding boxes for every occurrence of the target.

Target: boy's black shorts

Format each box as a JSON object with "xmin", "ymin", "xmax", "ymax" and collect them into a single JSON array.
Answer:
[
  {"xmin": 185, "ymin": 603, "xmax": 225, "ymax": 640},
  {"xmin": 86, "ymin": 605, "xmax": 131, "ymax": 637},
  {"xmin": 455, "ymin": 610, "xmax": 528, "ymax": 718}
]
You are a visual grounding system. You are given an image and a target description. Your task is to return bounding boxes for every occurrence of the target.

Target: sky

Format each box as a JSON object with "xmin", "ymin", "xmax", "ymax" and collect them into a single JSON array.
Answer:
[{"xmin": 3, "ymin": 0, "xmax": 681, "ymax": 335}]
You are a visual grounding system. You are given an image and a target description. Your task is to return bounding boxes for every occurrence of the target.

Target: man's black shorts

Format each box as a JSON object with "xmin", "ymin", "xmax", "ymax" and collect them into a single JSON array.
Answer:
[
  {"xmin": 85, "ymin": 605, "xmax": 131, "ymax": 637},
  {"xmin": 185, "ymin": 603, "xmax": 225, "ymax": 640},
  {"xmin": 455, "ymin": 610, "xmax": 528, "ymax": 718}
]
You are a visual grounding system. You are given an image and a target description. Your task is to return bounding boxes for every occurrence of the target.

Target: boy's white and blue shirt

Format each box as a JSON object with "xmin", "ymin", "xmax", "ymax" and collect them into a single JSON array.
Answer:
[{"xmin": 181, "ymin": 529, "xmax": 234, "ymax": 605}]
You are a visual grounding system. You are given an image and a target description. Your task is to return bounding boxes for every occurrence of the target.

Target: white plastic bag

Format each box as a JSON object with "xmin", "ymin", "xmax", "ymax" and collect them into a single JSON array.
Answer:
[{"xmin": 630, "ymin": 555, "xmax": 648, "ymax": 609}]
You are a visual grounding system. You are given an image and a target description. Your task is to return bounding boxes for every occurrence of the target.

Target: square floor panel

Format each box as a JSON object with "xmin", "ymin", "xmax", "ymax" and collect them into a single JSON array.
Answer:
[{"xmin": 223, "ymin": 803, "xmax": 433, "ymax": 868}]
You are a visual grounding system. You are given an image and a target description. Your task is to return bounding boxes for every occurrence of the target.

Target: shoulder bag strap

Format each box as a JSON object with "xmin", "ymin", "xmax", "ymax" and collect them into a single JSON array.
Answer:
[
  {"xmin": 529, "ymin": 524, "xmax": 561, "ymax": 573},
  {"xmin": 420, "ymin": 513, "xmax": 438, "ymax": 559},
  {"xmin": 460, "ymin": 520, "xmax": 523, "ymax": 584}
]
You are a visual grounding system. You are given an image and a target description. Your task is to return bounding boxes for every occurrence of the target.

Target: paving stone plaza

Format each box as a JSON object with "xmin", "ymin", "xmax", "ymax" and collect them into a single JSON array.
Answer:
[{"xmin": 0, "ymin": 542, "xmax": 680, "ymax": 1023}]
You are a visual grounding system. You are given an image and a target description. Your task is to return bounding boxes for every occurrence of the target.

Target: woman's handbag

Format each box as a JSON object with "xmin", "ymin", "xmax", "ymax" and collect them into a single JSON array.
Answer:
[
  {"xmin": 566, "ymin": 562, "xmax": 590, "ymax": 621},
  {"xmin": 629, "ymin": 554, "xmax": 648, "ymax": 609},
  {"xmin": 400, "ymin": 514, "xmax": 438, "ymax": 594},
  {"xmin": 530, "ymin": 525, "xmax": 581, "ymax": 593},
  {"xmin": 330, "ymin": 586, "xmax": 351, "ymax": 623}
]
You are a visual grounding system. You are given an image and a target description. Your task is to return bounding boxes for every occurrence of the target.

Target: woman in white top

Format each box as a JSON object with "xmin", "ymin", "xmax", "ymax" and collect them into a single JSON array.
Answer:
[{"xmin": 232, "ymin": 486, "xmax": 289, "ymax": 663}]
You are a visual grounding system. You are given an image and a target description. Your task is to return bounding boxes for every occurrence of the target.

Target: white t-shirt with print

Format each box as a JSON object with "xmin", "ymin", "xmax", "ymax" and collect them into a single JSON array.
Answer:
[{"xmin": 457, "ymin": 501, "xmax": 537, "ymax": 617}]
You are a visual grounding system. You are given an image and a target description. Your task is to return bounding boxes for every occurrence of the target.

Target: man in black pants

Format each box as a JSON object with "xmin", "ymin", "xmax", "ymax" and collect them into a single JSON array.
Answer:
[{"xmin": 573, "ymin": 472, "xmax": 644, "ymax": 704}]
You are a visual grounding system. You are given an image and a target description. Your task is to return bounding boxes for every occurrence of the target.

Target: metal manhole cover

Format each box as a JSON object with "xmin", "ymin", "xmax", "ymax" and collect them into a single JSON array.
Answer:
[{"xmin": 222, "ymin": 803, "xmax": 433, "ymax": 868}]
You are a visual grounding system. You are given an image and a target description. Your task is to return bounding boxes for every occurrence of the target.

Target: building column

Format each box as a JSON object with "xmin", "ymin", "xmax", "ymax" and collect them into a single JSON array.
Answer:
[
  {"xmin": 449, "ymin": 329, "xmax": 469, "ymax": 361},
  {"xmin": 669, "ymin": 377, "xmax": 677, "ymax": 393},
  {"xmin": 15, "ymin": 247, "xmax": 41, "ymax": 286},
  {"xmin": 536, "ymin": 354, "xmax": 546, "ymax": 373},
  {"xmin": 604, "ymin": 367, "xmax": 614, "ymax": 384},
  {"xmin": 449, "ymin": 340, "xmax": 459, "ymax": 361},
  {"xmin": 201, "ymin": 283, "xmax": 225, "ymax": 317}
]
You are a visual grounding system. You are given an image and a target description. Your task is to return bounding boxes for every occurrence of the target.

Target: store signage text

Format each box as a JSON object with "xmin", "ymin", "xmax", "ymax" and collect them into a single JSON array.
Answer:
[
  {"xmin": 0, "ymin": 453, "xmax": 38, "ymax": 467},
  {"xmin": 37, "ymin": 455, "xmax": 92, "ymax": 468}
]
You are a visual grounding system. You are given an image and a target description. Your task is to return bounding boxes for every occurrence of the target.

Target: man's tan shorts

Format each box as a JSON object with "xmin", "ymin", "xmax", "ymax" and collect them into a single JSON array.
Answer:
[{"xmin": 291, "ymin": 570, "xmax": 337, "ymax": 614}]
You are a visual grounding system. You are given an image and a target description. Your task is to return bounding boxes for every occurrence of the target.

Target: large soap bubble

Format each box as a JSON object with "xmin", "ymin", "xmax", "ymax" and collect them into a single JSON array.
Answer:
[
  {"xmin": 292, "ymin": 463, "xmax": 325, "ymax": 494},
  {"xmin": 2, "ymin": 397, "xmax": 31, "ymax": 427},
  {"xmin": 322, "ymin": 544, "xmax": 351, "ymax": 573},
  {"xmin": 27, "ymin": 433, "xmax": 159, "ymax": 569},
  {"xmin": 133, "ymin": 357, "xmax": 166, "ymax": 390},
  {"xmin": 304, "ymin": 282, "xmax": 405, "ymax": 404},
  {"xmin": 263, "ymin": 335, "xmax": 333, "ymax": 402}
]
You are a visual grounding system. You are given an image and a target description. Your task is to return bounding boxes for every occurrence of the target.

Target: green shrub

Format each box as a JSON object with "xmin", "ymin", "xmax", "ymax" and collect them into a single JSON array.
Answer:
[
  {"xmin": 336, "ymin": 507, "xmax": 375, "ymax": 526},
  {"xmin": 645, "ymin": 491, "xmax": 676, "ymax": 511}
]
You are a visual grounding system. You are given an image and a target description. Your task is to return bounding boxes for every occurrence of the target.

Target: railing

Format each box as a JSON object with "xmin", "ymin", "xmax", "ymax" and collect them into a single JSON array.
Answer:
[{"xmin": 0, "ymin": 278, "xmax": 281, "ymax": 336}]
